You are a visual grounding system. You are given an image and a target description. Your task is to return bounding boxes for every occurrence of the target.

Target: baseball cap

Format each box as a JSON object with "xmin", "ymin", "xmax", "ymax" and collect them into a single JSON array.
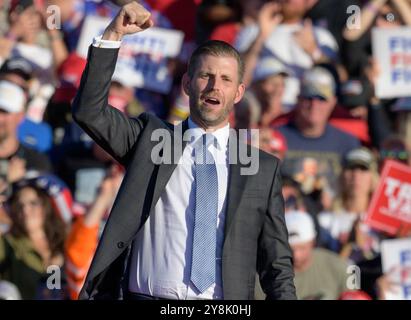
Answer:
[
  {"xmin": 344, "ymin": 147, "xmax": 376, "ymax": 170},
  {"xmin": 253, "ymin": 57, "xmax": 288, "ymax": 83},
  {"xmin": 285, "ymin": 210, "xmax": 317, "ymax": 245},
  {"xmin": 0, "ymin": 80, "xmax": 27, "ymax": 113},
  {"xmin": 300, "ymin": 66, "xmax": 336, "ymax": 101},
  {"xmin": 0, "ymin": 281, "xmax": 22, "ymax": 300},
  {"xmin": 17, "ymin": 118, "xmax": 53, "ymax": 153},
  {"xmin": 15, "ymin": 174, "xmax": 74, "ymax": 224},
  {"xmin": 0, "ymin": 57, "xmax": 33, "ymax": 81}
]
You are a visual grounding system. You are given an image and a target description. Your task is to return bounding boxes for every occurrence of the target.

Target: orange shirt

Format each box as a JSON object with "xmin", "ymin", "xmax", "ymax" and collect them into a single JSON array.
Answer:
[{"xmin": 64, "ymin": 216, "xmax": 99, "ymax": 300}]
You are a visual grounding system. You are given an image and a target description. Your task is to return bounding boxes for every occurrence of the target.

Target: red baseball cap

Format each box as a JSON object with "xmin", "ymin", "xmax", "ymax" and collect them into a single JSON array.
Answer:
[{"xmin": 53, "ymin": 53, "xmax": 87, "ymax": 103}]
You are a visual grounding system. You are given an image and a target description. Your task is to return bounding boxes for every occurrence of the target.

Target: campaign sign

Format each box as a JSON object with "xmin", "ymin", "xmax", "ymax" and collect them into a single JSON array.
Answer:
[
  {"xmin": 372, "ymin": 27, "xmax": 411, "ymax": 98},
  {"xmin": 76, "ymin": 15, "xmax": 184, "ymax": 94},
  {"xmin": 365, "ymin": 160, "xmax": 411, "ymax": 235},
  {"xmin": 381, "ymin": 238, "xmax": 411, "ymax": 300}
]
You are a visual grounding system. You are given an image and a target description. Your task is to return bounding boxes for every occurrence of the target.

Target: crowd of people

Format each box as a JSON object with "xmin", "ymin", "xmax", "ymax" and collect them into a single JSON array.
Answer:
[{"xmin": 0, "ymin": 0, "xmax": 410, "ymax": 300}]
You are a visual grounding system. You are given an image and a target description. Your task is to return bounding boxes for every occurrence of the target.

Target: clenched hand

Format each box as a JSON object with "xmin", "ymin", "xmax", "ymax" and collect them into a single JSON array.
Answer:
[{"xmin": 103, "ymin": 1, "xmax": 154, "ymax": 41}]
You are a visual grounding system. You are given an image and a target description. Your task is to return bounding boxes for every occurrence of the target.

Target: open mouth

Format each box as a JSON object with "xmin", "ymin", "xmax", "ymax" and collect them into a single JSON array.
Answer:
[{"xmin": 203, "ymin": 96, "xmax": 221, "ymax": 106}]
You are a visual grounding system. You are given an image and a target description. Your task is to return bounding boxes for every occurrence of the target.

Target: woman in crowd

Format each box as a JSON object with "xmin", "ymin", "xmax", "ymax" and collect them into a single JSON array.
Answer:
[
  {"xmin": 318, "ymin": 147, "xmax": 380, "ymax": 259},
  {"xmin": 0, "ymin": 183, "xmax": 67, "ymax": 299}
]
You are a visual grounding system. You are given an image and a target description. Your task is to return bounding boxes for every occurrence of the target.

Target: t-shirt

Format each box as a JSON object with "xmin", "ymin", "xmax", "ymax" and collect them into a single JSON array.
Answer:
[
  {"xmin": 294, "ymin": 248, "xmax": 348, "ymax": 300},
  {"xmin": 235, "ymin": 23, "xmax": 338, "ymax": 106},
  {"xmin": 278, "ymin": 123, "xmax": 360, "ymax": 198}
]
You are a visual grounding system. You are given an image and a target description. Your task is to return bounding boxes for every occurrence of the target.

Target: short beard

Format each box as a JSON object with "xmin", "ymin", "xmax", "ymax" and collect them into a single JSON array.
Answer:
[{"xmin": 192, "ymin": 102, "xmax": 232, "ymax": 128}]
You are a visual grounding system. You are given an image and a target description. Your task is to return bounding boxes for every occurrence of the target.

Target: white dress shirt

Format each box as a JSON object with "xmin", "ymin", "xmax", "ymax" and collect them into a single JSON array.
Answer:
[
  {"xmin": 92, "ymin": 36, "xmax": 122, "ymax": 49},
  {"xmin": 93, "ymin": 36, "xmax": 230, "ymax": 299}
]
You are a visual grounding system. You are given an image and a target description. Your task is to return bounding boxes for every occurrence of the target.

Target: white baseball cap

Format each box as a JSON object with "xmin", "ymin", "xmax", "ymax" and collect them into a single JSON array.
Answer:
[
  {"xmin": 0, "ymin": 80, "xmax": 26, "ymax": 113},
  {"xmin": 0, "ymin": 281, "xmax": 21, "ymax": 300},
  {"xmin": 285, "ymin": 210, "xmax": 317, "ymax": 245},
  {"xmin": 253, "ymin": 57, "xmax": 289, "ymax": 83}
]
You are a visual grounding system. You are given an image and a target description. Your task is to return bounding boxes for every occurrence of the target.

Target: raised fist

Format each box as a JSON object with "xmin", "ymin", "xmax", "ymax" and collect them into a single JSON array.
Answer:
[{"xmin": 103, "ymin": 1, "xmax": 153, "ymax": 41}]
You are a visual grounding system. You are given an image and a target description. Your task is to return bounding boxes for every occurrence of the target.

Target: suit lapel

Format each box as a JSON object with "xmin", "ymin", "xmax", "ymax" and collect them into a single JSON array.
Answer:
[{"xmin": 150, "ymin": 119, "xmax": 190, "ymax": 212}]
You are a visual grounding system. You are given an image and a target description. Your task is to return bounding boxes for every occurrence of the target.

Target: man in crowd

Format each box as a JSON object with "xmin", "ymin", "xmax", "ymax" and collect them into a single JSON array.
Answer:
[
  {"xmin": 0, "ymin": 79, "xmax": 52, "ymax": 181},
  {"xmin": 278, "ymin": 66, "xmax": 360, "ymax": 210},
  {"xmin": 286, "ymin": 210, "xmax": 349, "ymax": 299}
]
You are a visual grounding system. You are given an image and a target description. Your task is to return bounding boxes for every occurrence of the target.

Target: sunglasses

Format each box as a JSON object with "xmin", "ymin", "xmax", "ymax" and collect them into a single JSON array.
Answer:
[{"xmin": 380, "ymin": 150, "xmax": 409, "ymax": 161}]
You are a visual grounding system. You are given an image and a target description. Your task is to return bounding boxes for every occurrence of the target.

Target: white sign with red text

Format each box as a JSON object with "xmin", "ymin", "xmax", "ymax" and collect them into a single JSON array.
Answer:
[{"xmin": 365, "ymin": 160, "xmax": 411, "ymax": 235}]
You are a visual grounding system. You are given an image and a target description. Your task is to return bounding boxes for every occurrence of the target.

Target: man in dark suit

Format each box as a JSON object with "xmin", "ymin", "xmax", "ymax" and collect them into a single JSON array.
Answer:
[{"xmin": 73, "ymin": 1, "xmax": 296, "ymax": 300}]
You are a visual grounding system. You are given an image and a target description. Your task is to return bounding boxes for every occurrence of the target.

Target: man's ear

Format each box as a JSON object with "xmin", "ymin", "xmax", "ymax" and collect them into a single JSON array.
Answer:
[
  {"xmin": 182, "ymin": 73, "xmax": 191, "ymax": 96},
  {"xmin": 234, "ymin": 83, "xmax": 246, "ymax": 104}
]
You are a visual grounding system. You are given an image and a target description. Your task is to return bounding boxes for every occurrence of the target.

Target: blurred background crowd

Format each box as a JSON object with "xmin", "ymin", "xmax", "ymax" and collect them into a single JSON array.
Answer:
[{"xmin": 0, "ymin": 0, "xmax": 410, "ymax": 300}]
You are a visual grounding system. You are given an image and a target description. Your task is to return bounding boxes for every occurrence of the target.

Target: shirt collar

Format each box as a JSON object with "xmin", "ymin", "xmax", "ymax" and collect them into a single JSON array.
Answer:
[{"xmin": 187, "ymin": 117, "xmax": 230, "ymax": 150}]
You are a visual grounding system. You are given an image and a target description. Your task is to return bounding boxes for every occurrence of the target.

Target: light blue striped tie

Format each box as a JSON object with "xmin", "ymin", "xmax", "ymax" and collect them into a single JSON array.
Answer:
[{"xmin": 191, "ymin": 133, "xmax": 218, "ymax": 293}]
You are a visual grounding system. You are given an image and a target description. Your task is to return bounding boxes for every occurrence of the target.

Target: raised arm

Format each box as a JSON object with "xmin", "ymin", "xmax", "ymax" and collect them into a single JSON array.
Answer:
[
  {"xmin": 72, "ymin": 2, "xmax": 154, "ymax": 165},
  {"xmin": 392, "ymin": 0, "xmax": 411, "ymax": 26},
  {"xmin": 343, "ymin": 0, "xmax": 388, "ymax": 41},
  {"xmin": 241, "ymin": 2, "xmax": 282, "ymax": 87}
]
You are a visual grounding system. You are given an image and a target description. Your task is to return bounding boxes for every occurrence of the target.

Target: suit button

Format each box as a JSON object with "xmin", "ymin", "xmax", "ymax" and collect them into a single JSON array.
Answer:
[{"xmin": 117, "ymin": 241, "xmax": 124, "ymax": 249}]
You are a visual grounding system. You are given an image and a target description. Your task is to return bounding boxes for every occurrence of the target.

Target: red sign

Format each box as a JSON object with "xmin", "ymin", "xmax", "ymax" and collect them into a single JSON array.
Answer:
[{"xmin": 365, "ymin": 160, "xmax": 411, "ymax": 235}]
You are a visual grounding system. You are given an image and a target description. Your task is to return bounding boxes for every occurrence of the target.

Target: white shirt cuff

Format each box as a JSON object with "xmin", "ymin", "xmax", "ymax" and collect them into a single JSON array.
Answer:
[{"xmin": 92, "ymin": 35, "xmax": 122, "ymax": 49}]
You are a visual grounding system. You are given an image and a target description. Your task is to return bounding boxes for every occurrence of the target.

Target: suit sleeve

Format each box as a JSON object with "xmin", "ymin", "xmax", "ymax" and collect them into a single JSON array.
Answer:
[
  {"xmin": 72, "ymin": 46, "xmax": 144, "ymax": 165},
  {"xmin": 258, "ymin": 159, "xmax": 297, "ymax": 300}
]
